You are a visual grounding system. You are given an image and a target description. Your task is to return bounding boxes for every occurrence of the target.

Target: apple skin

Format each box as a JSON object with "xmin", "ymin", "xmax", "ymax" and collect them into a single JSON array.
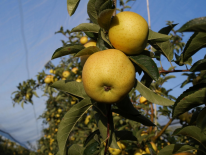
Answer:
[
  {"xmin": 145, "ymin": 142, "xmax": 157, "ymax": 153},
  {"xmin": 82, "ymin": 49, "xmax": 136, "ymax": 104},
  {"xmin": 109, "ymin": 11, "xmax": 148, "ymax": 55},
  {"xmin": 80, "ymin": 36, "xmax": 88, "ymax": 45}
]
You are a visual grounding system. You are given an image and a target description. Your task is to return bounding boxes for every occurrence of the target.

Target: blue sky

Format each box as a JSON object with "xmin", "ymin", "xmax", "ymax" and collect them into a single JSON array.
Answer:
[{"xmin": 0, "ymin": 0, "xmax": 205, "ymax": 149}]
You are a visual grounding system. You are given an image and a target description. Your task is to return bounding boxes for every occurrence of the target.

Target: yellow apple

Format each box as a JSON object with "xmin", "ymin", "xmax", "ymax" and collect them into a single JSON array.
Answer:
[
  {"xmin": 72, "ymin": 67, "xmax": 78, "ymax": 74},
  {"xmin": 44, "ymin": 75, "xmax": 54, "ymax": 84},
  {"xmin": 84, "ymin": 115, "xmax": 91, "ymax": 125},
  {"xmin": 145, "ymin": 142, "xmax": 157, "ymax": 154},
  {"xmin": 25, "ymin": 93, "xmax": 32, "ymax": 100},
  {"xmin": 57, "ymin": 109, "xmax": 62, "ymax": 113},
  {"xmin": 109, "ymin": 11, "xmax": 148, "ymax": 55},
  {"xmin": 49, "ymin": 69, "xmax": 54, "ymax": 74},
  {"xmin": 80, "ymin": 36, "xmax": 88, "ymax": 45},
  {"xmin": 84, "ymin": 40, "xmax": 96, "ymax": 48},
  {"xmin": 141, "ymin": 131, "xmax": 148, "ymax": 136},
  {"xmin": 108, "ymin": 141, "xmax": 122, "ymax": 155},
  {"xmin": 71, "ymin": 100, "xmax": 76, "ymax": 105},
  {"xmin": 62, "ymin": 70, "xmax": 70, "ymax": 78},
  {"xmin": 139, "ymin": 96, "xmax": 147, "ymax": 104},
  {"xmin": 82, "ymin": 49, "xmax": 135, "ymax": 103},
  {"xmin": 76, "ymin": 76, "xmax": 82, "ymax": 82},
  {"xmin": 55, "ymin": 128, "xmax": 58, "ymax": 132},
  {"xmin": 134, "ymin": 149, "xmax": 147, "ymax": 155},
  {"xmin": 62, "ymin": 77, "xmax": 66, "ymax": 80}
]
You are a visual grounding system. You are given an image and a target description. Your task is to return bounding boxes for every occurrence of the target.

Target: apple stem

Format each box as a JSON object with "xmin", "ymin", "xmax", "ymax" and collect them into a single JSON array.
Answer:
[{"xmin": 104, "ymin": 104, "xmax": 111, "ymax": 155}]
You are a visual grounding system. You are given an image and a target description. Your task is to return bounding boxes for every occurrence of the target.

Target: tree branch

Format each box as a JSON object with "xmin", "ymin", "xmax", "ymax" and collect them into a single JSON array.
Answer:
[{"xmin": 152, "ymin": 118, "xmax": 173, "ymax": 142}]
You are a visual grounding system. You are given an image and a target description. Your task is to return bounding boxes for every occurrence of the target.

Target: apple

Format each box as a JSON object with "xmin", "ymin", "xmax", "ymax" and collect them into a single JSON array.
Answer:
[
  {"xmin": 139, "ymin": 96, "xmax": 147, "ymax": 104},
  {"xmin": 25, "ymin": 93, "xmax": 32, "ymax": 100},
  {"xmin": 62, "ymin": 70, "xmax": 70, "ymax": 78},
  {"xmin": 72, "ymin": 67, "xmax": 78, "ymax": 74},
  {"xmin": 44, "ymin": 75, "xmax": 54, "ymax": 84},
  {"xmin": 145, "ymin": 142, "xmax": 157, "ymax": 154},
  {"xmin": 49, "ymin": 69, "xmax": 54, "ymax": 74},
  {"xmin": 80, "ymin": 36, "xmax": 88, "ymax": 45},
  {"xmin": 57, "ymin": 109, "xmax": 62, "ymax": 113},
  {"xmin": 82, "ymin": 49, "xmax": 135, "ymax": 103},
  {"xmin": 76, "ymin": 75, "xmax": 82, "ymax": 82},
  {"xmin": 108, "ymin": 141, "xmax": 122, "ymax": 155},
  {"xmin": 109, "ymin": 11, "xmax": 148, "ymax": 55},
  {"xmin": 134, "ymin": 149, "xmax": 147, "ymax": 155}
]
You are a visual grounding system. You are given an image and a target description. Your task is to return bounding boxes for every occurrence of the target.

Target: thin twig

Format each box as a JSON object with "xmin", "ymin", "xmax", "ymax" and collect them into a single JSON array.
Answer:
[
  {"xmin": 159, "ymin": 69, "xmax": 190, "ymax": 73},
  {"xmin": 152, "ymin": 118, "xmax": 173, "ymax": 142}
]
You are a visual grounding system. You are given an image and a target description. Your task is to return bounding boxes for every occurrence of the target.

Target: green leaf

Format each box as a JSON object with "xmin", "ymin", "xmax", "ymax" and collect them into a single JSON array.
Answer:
[
  {"xmin": 32, "ymin": 91, "xmax": 39, "ymax": 98},
  {"xmin": 135, "ymin": 80, "xmax": 175, "ymax": 106},
  {"xmin": 57, "ymin": 99, "xmax": 92, "ymax": 155},
  {"xmin": 100, "ymin": 31, "xmax": 112, "ymax": 47},
  {"xmin": 87, "ymin": 0, "xmax": 98, "ymax": 24},
  {"xmin": 181, "ymin": 32, "xmax": 206, "ymax": 62},
  {"xmin": 115, "ymin": 130, "xmax": 137, "ymax": 141},
  {"xmin": 71, "ymin": 23, "xmax": 100, "ymax": 33},
  {"xmin": 84, "ymin": 130, "xmax": 100, "ymax": 147},
  {"xmin": 96, "ymin": 29, "xmax": 108, "ymax": 50},
  {"xmin": 67, "ymin": 0, "xmax": 81, "ymax": 16},
  {"xmin": 149, "ymin": 40, "xmax": 174, "ymax": 62},
  {"xmin": 95, "ymin": 0, "xmax": 107, "ymax": 15},
  {"xmin": 178, "ymin": 17, "xmax": 206, "ymax": 32},
  {"xmin": 173, "ymin": 126, "xmax": 206, "ymax": 148},
  {"xmin": 84, "ymin": 141, "xmax": 99, "ymax": 155},
  {"xmin": 140, "ymin": 72, "xmax": 153, "ymax": 88},
  {"xmin": 51, "ymin": 44, "xmax": 84, "ymax": 60},
  {"xmin": 51, "ymin": 81, "xmax": 88, "ymax": 99},
  {"xmin": 74, "ymin": 46, "xmax": 100, "ymax": 57},
  {"xmin": 99, "ymin": 0, "xmax": 113, "ymax": 13},
  {"xmin": 129, "ymin": 55, "xmax": 159, "ymax": 81},
  {"xmin": 196, "ymin": 107, "xmax": 206, "ymax": 132},
  {"xmin": 21, "ymin": 101, "xmax": 24, "ymax": 109},
  {"xmin": 112, "ymin": 109, "xmax": 155, "ymax": 126},
  {"xmin": 85, "ymin": 32, "xmax": 98, "ymax": 41},
  {"xmin": 98, "ymin": 9, "xmax": 115, "ymax": 31},
  {"xmin": 157, "ymin": 144, "xmax": 196, "ymax": 155},
  {"xmin": 148, "ymin": 29, "xmax": 171, "ymax": 42},
  {"xmin": 93, "ymin": 103, "xmax": 119, "ymax": 149},
  {"xmin": 172, "ymin": 83, "xmax": 206, "ymax": 118},
  {"xmin": 158, "ymin": 24, "xmax": 178, "ymax": 35},
  {"xmin": 67, "ymin": 144, "xmax": 84, "ymax": 155},
  {"xmin": 116, "ymin": 95, "xmax": 140, "ymax": 116},
  {"xmin": 190, "ymin": 59, "xmax": 206, "ymax": 72}
]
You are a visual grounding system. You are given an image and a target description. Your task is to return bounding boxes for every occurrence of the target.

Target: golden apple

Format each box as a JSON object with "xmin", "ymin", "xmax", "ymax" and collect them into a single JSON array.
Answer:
[
  {"xmin": 71, "ymin": 100, "xmax": 76, "ymax": 105},
  {"xmin": 84, "ymin": 115, "xmax": 91, "ymax": 125},
  {"xmin": 108, "ymin": 141, "xmax": 122, "ymax": 155},
  {"xmin": 145, "ymin": 142, "xmax": 157, "ymax": 154},
  {"xmin": 84, "ymin": 40, "xmax": 96, "ymax": 48},
  {"xmin": 80, "ymin": 36, "xmax": 88, "ymax": 45},
  {"xmin": 82, "ymin": 49, "xmax": 135, "ymax": 103},
  {"xmin": 62, "ymin": 70, "xmax": 70, "ymax": 78},
  {"xmin": 25, "ymin": 93, "xmax": 32, "ymax": 100},
  {"xmin": 44, "ymin": 75, "xmax": 54, "ymax": 84},
  {"xmin": 72, "ymin": 67, "xmax": 78, "ymax": 74},
  {"xmin": 57, "ymin": 109, "xmax": 62, "ymax": 113},
  {"xmin": 139, "ymin": 96, "xmax": 147, "ymax": 104},
  {"xmin": 134, "ymin": 149, "xmax": 147, "ymax": 155},
  {"xmin": 109, "ymin": 11, "xmax": 148, "ymax": 55},
  {"xmin": 49, "ymin": 69, "xmax": 54, "ymax": 74},
  {"xmin": 76, "ymin": 76, "xmax": 82, "ymax": 82}
]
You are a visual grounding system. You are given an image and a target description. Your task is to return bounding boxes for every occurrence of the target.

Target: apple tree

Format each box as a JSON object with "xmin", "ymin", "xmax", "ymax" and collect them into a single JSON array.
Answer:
[{"xmin": 11, "ymin": 0, "xmax": 206, "ymax": 155}]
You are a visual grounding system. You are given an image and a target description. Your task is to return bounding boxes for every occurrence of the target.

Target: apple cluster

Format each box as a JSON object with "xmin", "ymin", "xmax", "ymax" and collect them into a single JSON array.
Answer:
[{"xmin": 81, "ymin": 11, "xmax": 149, "ymax": 104}]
